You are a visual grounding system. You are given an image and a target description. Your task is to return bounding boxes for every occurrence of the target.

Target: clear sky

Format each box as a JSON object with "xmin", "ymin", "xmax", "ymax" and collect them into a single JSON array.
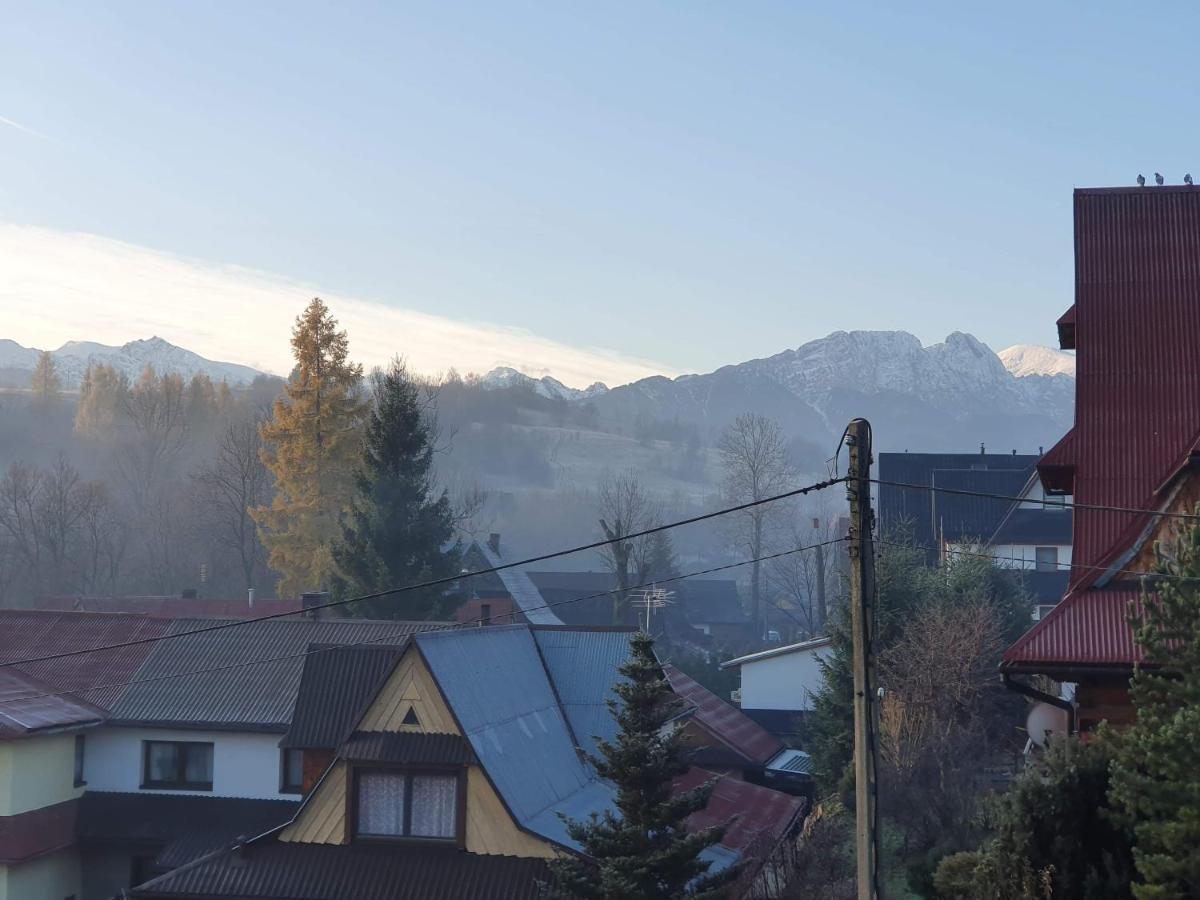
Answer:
[{"xmin": 1, "ymin": 2, "xmax": 1196, "ymax": 384}]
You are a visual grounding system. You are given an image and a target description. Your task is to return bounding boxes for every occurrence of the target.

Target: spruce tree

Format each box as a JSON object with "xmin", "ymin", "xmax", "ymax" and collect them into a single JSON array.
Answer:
[
  {"xmin": 1110, "ymin": 514, "xmax": 1200, "ymax": 900},
  {"xmin": 30, "ymin": 350, "xmax": 61, "ymax": 406},
  {"xmin": 252, "ymin": 298, "xmax": 365, "ymax": 598},
  {"xmin": 552, "ymin": 632, "xmax": 738, "ymax": 900},
  {"xmin": 332, "ymin": 358, "xmax": 460, "ymax": 619},
  {"xmin": 645, "ymin": 529, "xmax": 680, "ymax": 583}
]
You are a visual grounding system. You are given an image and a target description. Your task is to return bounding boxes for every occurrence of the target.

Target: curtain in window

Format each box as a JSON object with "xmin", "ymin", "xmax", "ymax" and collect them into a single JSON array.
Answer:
[
  {"xmin": 185, "ymin": 745, "xmax": 214, "ymax": 783},
  {"xmin": 147, "ymin": 743, "xmax": 178, "ymax": 782},
  {"xmin": 358, "ymin": 772, "xmax": 406, "ymax": 835},
  {"xmin": 410, "ymin": 774, "xmax": 457, "ymax": 838}
]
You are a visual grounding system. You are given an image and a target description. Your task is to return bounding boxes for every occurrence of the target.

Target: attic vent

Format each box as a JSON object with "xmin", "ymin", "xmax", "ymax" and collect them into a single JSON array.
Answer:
[{"xmin": 401, "ymin": 707, "xmax": 420, "ymax": 727}]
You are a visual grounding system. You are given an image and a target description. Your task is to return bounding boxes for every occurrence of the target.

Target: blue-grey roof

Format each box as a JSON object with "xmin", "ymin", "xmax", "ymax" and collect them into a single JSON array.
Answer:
[
  {"xmin": 110, "ymin": 618, "xmax": 440, "ymax": 731},
  {"xmin": 532, "ymin": 628, "xmax": 632, "ymax": 755},
  {"xmin": 473, "ymin": 543, "xmax": 563, "ymax": 626},
  {"xmin": 415, "ymin": 625, "xmax": 614, "ymax": 850}
]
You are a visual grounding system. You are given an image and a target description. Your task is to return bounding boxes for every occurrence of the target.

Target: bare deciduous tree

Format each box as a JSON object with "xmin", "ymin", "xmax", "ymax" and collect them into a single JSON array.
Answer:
[
  {"xmin": 718, "ymin": 414, "xmax": 795, "ymax": 638},
  {"xmin": 597, "ymin": 469, "xmax": 660, "ymax": 625},
  {"xmin": 193, "ymin": 419, "xmax": 271, "ymax": 593}
]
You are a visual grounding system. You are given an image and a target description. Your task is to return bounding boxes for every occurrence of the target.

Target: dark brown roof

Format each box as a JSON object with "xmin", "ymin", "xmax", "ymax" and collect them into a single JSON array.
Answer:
[
  {"xmin": 0, "ymin": 798, "xmax": 77, "ymax": 864},
  {"xmin": 280, "ymin": 644, "xmax": 408, "ymax": 749},
  {"xmin": 32, "ymin": 596, "xmax": 303, "ymax": 619},
  {"xmin": 664, "ymin": 664, "xmax": 784, "ymax": 767},
  {"xmin": 0, "ymin": 669, "xmax": 105, "ymax": 739},
  {"xmin": 339, "ymin": 731, "xmax": 475, "ymax": 766},
  {"xmin": 132, "ymin": 841, "xmax": 552, "ymax": 899}
]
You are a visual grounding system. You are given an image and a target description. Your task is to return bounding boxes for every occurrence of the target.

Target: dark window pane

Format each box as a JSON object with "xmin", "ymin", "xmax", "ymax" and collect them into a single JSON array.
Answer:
[
  {"xmin": 184, "ymin": 744, "xmax": 213, "ymax": 784},
  {"xmin": 146, "ymin": 743, "xmax": 178, "ymax": 783}
]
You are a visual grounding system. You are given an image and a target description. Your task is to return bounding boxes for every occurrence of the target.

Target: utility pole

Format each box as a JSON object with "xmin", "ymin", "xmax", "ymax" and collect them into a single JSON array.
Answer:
[{"xmin": 846, "ymin": 418, "xmax": 880, "ymax": 900}]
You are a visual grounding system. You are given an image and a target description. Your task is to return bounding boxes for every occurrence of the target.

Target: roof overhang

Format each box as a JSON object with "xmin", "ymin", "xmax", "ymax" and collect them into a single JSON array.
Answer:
[{"xmin": 720, "ymin": 636, "xmax": 832, "ymax": 669}]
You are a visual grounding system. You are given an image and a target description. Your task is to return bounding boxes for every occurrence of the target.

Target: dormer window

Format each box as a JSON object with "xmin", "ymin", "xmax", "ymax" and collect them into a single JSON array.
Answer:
[{"xmin": 354, "ymin": 769, "xmax": 462, "ymax": 841}]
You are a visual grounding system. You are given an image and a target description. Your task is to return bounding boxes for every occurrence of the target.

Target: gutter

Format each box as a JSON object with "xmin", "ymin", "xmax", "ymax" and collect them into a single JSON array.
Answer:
[{"xmin": 1001, "ymin": 673, "xmax": 1076, "ymax": 736}]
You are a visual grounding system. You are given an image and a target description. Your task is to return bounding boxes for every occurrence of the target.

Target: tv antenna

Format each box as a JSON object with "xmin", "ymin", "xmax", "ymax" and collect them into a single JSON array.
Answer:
[{"xmin": 630, "ymin": 585, "xmax": 675, "ymax": 633}]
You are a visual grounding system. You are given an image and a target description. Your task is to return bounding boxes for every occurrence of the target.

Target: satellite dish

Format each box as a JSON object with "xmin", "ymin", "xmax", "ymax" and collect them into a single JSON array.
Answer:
[{"xmin": 1025, "ymin": 702, "xmax": 1069, "ymax": 747}]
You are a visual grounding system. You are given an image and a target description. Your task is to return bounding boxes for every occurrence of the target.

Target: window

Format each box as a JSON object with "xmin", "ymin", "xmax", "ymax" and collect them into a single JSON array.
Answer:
[
  {"xmin": 355, "ymin": 770, "xmax": 460, "ymax": 841},
  {"xmin": 74, "ymin": 734, "xmax": 86, "ymax": 787},
  {"xmin": 480, "ymin": 603, "xmax": 492, "ymax": 625},
  {"xmin": 1035, "ymin": 546, "xmax": 1059, "ymax": 573},
  {"xmin": 280, "ymin": 748, "xmax": 304, "ymax": 794},
  {"xmin": 142, "ymin": 740, "xmax": 213, "ymax": 790}
]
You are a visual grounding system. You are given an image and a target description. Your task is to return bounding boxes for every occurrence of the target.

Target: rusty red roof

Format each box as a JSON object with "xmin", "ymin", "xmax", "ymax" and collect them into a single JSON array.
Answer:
[
  {"xmin": 0, "ymin": 610, "xmax": 168, "ymax": 710},
  {"xmin": 1017, "ymin": 186, "xmax": 1200, "ymax": 669},
  {"xmin": 33, "ymin": 595, "xmax": 302, "ymax": 618},
  {"xmin": 0, "ymin": 669, "xmax": 105, "ymax": 739},
  {"xmin": 663, "ymin": 664, "xmax": 784, "ymax": 766}
]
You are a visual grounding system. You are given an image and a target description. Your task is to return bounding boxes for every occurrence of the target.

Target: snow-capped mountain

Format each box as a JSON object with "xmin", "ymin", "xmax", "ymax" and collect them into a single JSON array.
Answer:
[
  {"xmin": 0, "ymin": 337, "xmax": 268, "ymax": 388},
  {"xmin": 998, "ymin": 344, "xmax": 1076, "ymax": 378},
  {"xmin": 481, "ymin": 366, "xmax": 609, "ymax": 401}
]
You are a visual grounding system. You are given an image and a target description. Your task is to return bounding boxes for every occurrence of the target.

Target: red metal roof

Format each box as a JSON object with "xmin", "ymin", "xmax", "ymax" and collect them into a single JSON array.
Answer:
[
  {"xmin": 32, "ymin": 596, "xmax": 302, "ymax": 618},
  {"xmin": 1019, "ymin": 186, "xmax": 1200, "ymax": 669},
  {"xmin": 0, "ymin": 610, "xmax": 168, "ymax": 710},
  {"xmin": 663, "ymin": 664, "xmax": 784, "ymax": 766},
  {"xmin": 0, "ymin": 669, "xmax": 105, "ymax": 739},
  {"xmin": 1003, "ymin": 588, "xmax": 1144, "ymax": 670}
]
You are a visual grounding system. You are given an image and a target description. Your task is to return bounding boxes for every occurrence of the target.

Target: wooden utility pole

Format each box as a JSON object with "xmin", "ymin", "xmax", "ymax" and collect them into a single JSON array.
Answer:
[
  {"xmin": 846, "ymin": 418, "xmax": 880, "ymax": 900},
  {"xmin": 813, "ymin": 517, "xmax": 827, "ymax": 633}
]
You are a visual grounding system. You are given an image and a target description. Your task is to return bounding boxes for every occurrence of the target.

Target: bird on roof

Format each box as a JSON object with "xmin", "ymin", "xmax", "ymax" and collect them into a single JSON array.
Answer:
[
  {"xmin": 1137, "ymin": 174, "xmax": 1146, "ymax": 186},
  {"xmin": 1155, "ymin": 172, "xmax": 1165, "ymax": 185},
  {"xmin": 1186, "ymin": 173, "xmax": 1194, "ymax": 186}
]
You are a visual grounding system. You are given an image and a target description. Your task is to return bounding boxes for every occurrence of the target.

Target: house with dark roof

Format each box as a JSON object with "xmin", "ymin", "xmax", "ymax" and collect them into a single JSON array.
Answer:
[
  {"xmin": 878, "ymin": 451, "xmax": 1073, "ymax": 610},
  {"xmin": 1003, "ymin": 185, "xmax": 1200, "ymax": 734},
  {"xmin": 0, "ymin": 611, "xmax": 168, "ymax": 900},
  {"xmin": 131, "ymin": 625, "xmax": 804, "ymax": 900}
]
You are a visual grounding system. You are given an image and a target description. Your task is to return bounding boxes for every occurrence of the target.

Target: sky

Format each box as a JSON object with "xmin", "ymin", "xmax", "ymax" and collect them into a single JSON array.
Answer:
[{"xmin": 1, "ymin": 2, "xmax": 1196, "ymax": 386}]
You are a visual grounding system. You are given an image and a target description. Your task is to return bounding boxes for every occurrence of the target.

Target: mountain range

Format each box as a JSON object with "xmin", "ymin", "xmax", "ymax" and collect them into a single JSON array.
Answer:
[{"xmin": 1, "ymin": 331, "xmax": 1074, "ymax": 455}]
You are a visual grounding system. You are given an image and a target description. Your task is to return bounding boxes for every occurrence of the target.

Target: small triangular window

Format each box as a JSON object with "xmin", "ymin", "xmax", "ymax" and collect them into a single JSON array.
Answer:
[{"xmin": 401, "ymin": 707, "xmax": 420, "ymax": 727}]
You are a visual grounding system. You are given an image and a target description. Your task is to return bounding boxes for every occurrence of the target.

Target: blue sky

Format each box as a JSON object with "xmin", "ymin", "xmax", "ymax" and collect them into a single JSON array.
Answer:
[{"xmin": 1, "ymin": 2, "xmax": 1196, "ymax": 383}]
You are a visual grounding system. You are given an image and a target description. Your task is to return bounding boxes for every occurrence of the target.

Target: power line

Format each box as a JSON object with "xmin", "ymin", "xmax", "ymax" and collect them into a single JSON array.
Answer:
[
  {"xmin": 870, "ymin": 478, "xmax": 1200, "ymax": 522},
  {"xmin": 0, "ymin": 537, "xmax": 849, "ymax": 706},
  {"xmin": 0, "ymin": 474, "xmax": 847, "ymax": 670}
]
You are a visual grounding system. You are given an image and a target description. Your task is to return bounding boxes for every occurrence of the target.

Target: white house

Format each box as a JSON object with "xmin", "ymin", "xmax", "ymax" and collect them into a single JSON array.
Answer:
[{"xmin": 720, "ymin": 636, "xmax": 832, "ymax": 712}]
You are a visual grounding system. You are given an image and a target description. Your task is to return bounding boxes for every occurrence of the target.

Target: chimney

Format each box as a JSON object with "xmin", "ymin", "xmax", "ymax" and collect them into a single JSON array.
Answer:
[
  {"xmin": 980, "ymin": 442, "xmax": 985, "ymax": 455},
  {"xmin": 247, "ymin": 588, "xmax": 255, "ymax": 609},
  {"xmin": 301, "ymin": 591, "xmax": 330, "ymax": 619},
  {"xmin": 487, "ymin": 533, "xmax": 501, "ymax": 555}
]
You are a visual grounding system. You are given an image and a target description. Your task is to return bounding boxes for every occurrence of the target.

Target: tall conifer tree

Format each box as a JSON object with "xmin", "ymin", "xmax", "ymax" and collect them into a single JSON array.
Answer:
[
  {"xmin": 30, "ymin": 350, "xmax": 62, "ymax": 406},
  {"xmin": 252, "ymin": 298, "xmax": 364, "ymax": 598},
  {"xmin": 1111, "ymin": 514, "xmax": 1200, "ymax": 899},
  {"xmin": 332, "ymin": 358, "xmax": 459, "ymax": 618},
  {"xmin": 552, "ymin": 632, "xmax": 737, "ymax": 900}
]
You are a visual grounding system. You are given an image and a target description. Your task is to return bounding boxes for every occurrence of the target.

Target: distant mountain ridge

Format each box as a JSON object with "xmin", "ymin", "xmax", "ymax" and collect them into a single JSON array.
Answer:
[
  {"xmin": 0, "ymin": 337, "xmax": 268, "ymax": 388},
  {"xmin": 997, "ymin": 343, "xmax": 1076, "ymax": 378}
]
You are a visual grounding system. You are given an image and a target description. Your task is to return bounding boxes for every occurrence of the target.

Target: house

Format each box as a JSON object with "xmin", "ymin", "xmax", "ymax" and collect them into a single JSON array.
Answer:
[
  {"xmin": 31, "ymin": 594, "xmax": 302, "ymax": 619},
  {"xmin": 719, "ymin": 638, "xmax": 832, "ymax": 746},
  {"xmin": 459, "ymin": 536, "xmax": 562, "ymax": 626},
  {"xmin": 130, "ymin": 625, "xmax": 804, "ymax": 899},
  {"xmin": 0, "ymin": 611, "xmax": 168, "ymax": 900},
  {"xmin": 878, "ymin": 451, "xmax": 1073, "ymax": 611},
  {"xmin": 1002, "ymin": 185, "xmax": 1200, "ymax": 733}
]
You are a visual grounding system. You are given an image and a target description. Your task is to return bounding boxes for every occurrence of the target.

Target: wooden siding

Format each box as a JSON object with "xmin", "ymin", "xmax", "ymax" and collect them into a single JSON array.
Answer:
[
  {"xmin": 357, "ymin": 649, "xmax": 460, "ymax": 735},
  {"xmin": 280, "ymin": 646, "xmax": 557, "ymax": 858},
  {"xmin": 278, "ymin": 761, "xmax": 347, "ymax": 845}
]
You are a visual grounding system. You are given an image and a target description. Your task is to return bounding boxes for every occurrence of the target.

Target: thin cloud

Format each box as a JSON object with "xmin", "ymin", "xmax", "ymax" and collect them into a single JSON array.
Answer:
[
  {"xmin": 0, "ymin": 224, "xmax": 672, "ymax": 388},
  {"xmin": 0, "ymin": 115, "xmax": 49, "ymax": 140}
]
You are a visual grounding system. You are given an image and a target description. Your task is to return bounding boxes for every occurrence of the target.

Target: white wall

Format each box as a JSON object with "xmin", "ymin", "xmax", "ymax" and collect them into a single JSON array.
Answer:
[
  {"xmin": 85, "ymin": 727, "xmax": 292, "ymax": 799},
  {"xmin": 739, "ymin": 647, "xmax": 830, "ymax": 711}
]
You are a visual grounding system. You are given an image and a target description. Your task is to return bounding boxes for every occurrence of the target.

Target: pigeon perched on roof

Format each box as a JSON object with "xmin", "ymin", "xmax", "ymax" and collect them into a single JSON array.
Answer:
[
  {"xmin": 1155, "ymin": 172, "xmax": 1165, "ymax": 185},
  {"xmin": 1138, "ymin": 174, "xmax": 1146, "ymax": 186},
  {"xmin": 1186, "ymin": 173, "xmax": 1194, "ymax": 186}
]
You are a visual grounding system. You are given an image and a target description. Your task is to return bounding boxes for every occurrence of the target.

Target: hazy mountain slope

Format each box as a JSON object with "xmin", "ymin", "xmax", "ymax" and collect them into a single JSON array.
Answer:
[{"xmin": 1, "ymin": 336, "xmax": 268, "ymax": 388}]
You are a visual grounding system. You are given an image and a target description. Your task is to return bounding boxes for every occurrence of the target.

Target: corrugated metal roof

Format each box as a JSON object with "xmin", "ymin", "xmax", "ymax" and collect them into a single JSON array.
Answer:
[
  {"xmin": 720, "ymin": 636, "xmax": 831, "ymax": 669},
  {"xmin": 473, "ymin": 543, "xmax": 562, "ymax": 625},
  {"xmin": 532, "ymin": 627, "xmax": 631, "ymax": 755},
  {"xmin": 339, "ymin": 731, "xmax": 475, "ymax": 765},
  {"xmin": 280, "ymin": 644, "xmax": 407, "ymax": 749},
  {"xmin": 663, "ymin": 665, "xmax": 784, "ymax": 766},
  {"xmin": 416, "ymin": 625, "xmax": 614, "ymax": 850},
  {"xmin": 676, "ymin": 766, "xmax": 802, "ymax": 860},
  {"xmin": 1018, "ymin": 187, "xmax": 1200, "ymax": 667},
  {"xmin": 0, "ymin": 669, "xmax": 104, "ymax": 738},
  {"xmin": 1004, "ymin": 587, "xmax": 1143, "ymax": 669},
  {"xmin": 0, "ymin": 610, "xmax": 168, "ymax": 710},
  {"xmin": 131, "ymin": 841, "xmax": 552, "ymax": 899},
  {"xmin": 76, "ymin": 791, "xmax": 298, "ymax": 850},
  {"xmin": 931, "ymin": 468, "xmax": 1037, "ymax": 544},
  {"xmin": 111, "ymin": 618, "xmax": 441, "ymax": 731},
  {"xmin": 32, "ymin": 596, "xmax": 302, "ymax": 619}
]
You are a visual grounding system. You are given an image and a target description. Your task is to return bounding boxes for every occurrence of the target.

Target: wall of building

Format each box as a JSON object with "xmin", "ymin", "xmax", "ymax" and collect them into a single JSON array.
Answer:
[
  {"xmin": 739, "ymin": 649, "xmax": 829, "ymax": 711},
  {"xmin": 988, "ymin": 543, "xmax": 1073, "ymax": 570},
  {"xmin": 85, "ymin": 727, "xmax": 292, "ymax": 799},
  {"xmin": 0, "ymin": 732, "xmax": 84, "ymax": 816},
  {"xmin": 0, "ymin": 847, "xmax": 81, "ymax": 900}
]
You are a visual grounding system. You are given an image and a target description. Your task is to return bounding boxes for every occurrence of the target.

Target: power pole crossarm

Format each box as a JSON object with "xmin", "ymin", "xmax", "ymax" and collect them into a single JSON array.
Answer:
[{"xmin": 846, "ymin": 419, "xmax": 881, "ymax": 900}]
